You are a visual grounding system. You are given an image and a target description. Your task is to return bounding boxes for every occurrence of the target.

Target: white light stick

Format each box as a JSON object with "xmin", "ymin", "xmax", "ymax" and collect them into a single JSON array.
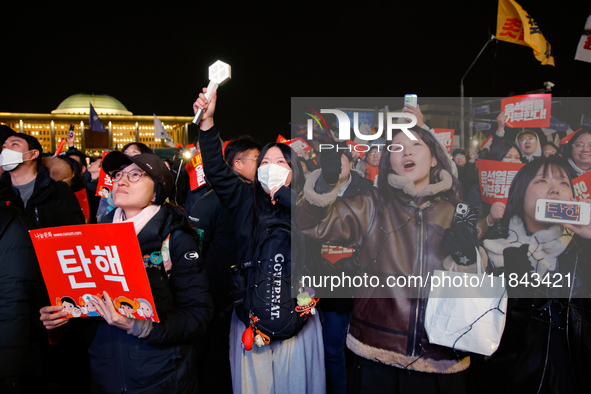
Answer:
[{"xmin": 192, "ymin": 60, "xmax": 231, "ymax": 125}]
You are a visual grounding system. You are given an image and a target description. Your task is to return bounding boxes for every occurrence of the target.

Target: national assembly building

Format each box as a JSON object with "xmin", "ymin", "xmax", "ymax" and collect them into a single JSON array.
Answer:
[{"xmin": 0, "ymin": 93, "xmax": 194, "ymax": 159}]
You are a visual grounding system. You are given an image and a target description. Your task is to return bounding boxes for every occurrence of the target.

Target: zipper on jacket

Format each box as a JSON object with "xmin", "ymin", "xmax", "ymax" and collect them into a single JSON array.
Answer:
[
  {"xmin": 411, "ymin": 209, "xmax": 425, "ymax": 357},
  {"xmin": 35, "ymin": 206, "xmax": 40, "ymax": 227}
]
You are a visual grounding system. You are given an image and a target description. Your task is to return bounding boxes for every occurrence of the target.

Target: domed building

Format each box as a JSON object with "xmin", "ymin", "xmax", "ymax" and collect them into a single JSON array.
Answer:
[
  {"xmin": 51, "ymin": 94, "xmax": 133, "ymax": 116},
  {"xmin": 0, "ymin": 93, "xmax": 193, "ymax": 157}
]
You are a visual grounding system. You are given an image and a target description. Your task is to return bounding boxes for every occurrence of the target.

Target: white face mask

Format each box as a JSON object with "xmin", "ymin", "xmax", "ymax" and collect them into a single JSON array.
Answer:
[
  {"xmin": 0, "ymin": 149, "xmax": 33, "ymax": 171},
  {"xmin": 257, "ymin": 163, "xmax": 291, "ymax": 191}
]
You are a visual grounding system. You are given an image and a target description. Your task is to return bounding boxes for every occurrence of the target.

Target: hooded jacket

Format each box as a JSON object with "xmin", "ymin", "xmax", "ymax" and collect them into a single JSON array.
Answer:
[
  {"xmin": 89, "ymin": 204, "xmax": 213, "ymax": 393},
  {"xmin": 296, "ymin": 169, "xmax": 488, "ymax": 373},
  {"xmin": 0, "ymin": 163, "xmax": 84, "ymax": 229}
]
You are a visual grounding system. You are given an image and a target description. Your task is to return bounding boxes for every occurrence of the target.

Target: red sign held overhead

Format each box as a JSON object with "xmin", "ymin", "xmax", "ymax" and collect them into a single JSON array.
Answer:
[
  {"xmin": 432, "ymin": 128, "xmax": 455, "ymax": 154},
  {"xmin": 185, "ymin": 153, "xmax": 207, "ymax": 191},
  {"xmin": 31, "ymin": 223, "xmax": 160, "ymax": 322},
  {"xmin": 96, "ymin": 151, "xmax": 113, "ymax": 198},
  {"xmin": 501, "ymin": 94, "xmax": 552, "ymax": 128},
  {"xmin": 477, "ymin": 159, "xmax": 525, "ymax": 205}
]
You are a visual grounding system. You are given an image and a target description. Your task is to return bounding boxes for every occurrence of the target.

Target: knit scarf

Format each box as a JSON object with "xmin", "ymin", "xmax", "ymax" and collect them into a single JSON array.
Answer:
[
  {"xmin": 483, "ymin": 216, "xmax": 572, "ymax": 275},
  {"xmin": 112, "ymin": 205, "xmax": 161, "ymax": 235}
]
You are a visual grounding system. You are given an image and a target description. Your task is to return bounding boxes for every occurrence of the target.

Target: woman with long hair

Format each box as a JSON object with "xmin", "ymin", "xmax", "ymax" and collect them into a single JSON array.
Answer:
[
  {"xmin": 193, "ymin": 89, "xmax": 325, "ymax": 393},
  {"xmin": 479, "ymin": 156, "xmax": 591, "ymax": 393},
  {"xmin": 297, "ymin": 126, "xmax": 487, "ymax": 393}
]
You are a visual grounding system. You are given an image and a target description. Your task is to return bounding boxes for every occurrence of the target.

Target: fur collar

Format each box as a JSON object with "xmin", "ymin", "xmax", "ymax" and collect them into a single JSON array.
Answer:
[{"xmin": 387, "ymin": 169, "xmax": 453, "ymax": 198}]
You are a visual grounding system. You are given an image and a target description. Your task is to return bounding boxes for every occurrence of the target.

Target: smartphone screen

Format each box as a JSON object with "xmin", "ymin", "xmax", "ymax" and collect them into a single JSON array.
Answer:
[{"xmin": 536, "ymin": 199, "xmax": 590, "ymax": 225}]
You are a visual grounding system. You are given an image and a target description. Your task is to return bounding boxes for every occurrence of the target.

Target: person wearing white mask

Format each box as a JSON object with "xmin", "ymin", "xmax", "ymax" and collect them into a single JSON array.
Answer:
[
  {"xmin": 0, "ymin": 132, "xmax": 84, "ymax": 229},
  {"xmin": 194, "ymin": 88, "xmax": 325, "ymax": 394}
]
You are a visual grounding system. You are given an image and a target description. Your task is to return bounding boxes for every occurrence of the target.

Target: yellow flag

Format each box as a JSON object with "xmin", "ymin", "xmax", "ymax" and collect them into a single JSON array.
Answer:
[{"xmin": 496, "ymin": 0, "xmax": 555, "ymax": 66}]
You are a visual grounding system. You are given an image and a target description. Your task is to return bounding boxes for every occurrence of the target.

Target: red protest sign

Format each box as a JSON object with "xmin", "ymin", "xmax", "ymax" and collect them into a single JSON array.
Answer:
[
  {"xmin": 74, "ymin": 189, "xmax": 90, "ymax": 222},
  {"xmin": 477, "ymin": 159, "xmax": 525, "ymax": 205},
  {"xmin": 31, "ymin": 223, "xmax": 159, "ymax": 322},
  {"xmin": 96, "ymin": 151, "xmax": 113, "ymax": 198},
  {"xmin": 276, "ymin": 134, "xmax": 289, "ymax": 143},
  {"xmin": 185, "ymin": 153, "xmax": 207, "ymax": 191},
  {"xmin": 346, "ymin": 140, "xmax": 366, "ymax": 159},
  {"xmin": 572, "ymin": 171, "xmax": 591, "ymax": 201},
  {"xmin": 501, "ymin": 94, "xmax": 552, "ymax": 128},
  {"xmin": 433, "ymin": 128, "xmax": 455, "ymax": 154},
  {"xmin": 286, "ymin": 137, "xmax": 313, "ymax": 157}
]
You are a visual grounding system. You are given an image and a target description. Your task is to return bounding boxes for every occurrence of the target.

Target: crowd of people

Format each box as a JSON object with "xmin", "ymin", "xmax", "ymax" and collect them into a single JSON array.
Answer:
[{"xmin": 1, "ymin": 95, "xmax": 590, "ymax": 394}]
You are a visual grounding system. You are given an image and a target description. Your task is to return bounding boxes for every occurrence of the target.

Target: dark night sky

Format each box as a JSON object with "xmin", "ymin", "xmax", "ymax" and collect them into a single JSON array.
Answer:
[{"xmin": 2, "ymin": 2, "xmax": 590, "ymax": 145}]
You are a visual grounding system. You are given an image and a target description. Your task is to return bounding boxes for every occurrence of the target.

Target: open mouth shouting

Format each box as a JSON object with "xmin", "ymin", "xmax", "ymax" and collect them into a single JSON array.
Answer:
[{"xmin": 403, "ymin": 160, "xmax": 416, "ymax": 171}]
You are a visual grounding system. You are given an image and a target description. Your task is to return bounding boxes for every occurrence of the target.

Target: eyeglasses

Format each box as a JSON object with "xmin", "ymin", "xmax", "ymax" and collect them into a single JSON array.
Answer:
[
  {"xmin": 518, "ymin": 137, "xmax": 536, "ymax": 144},
  {"xmin": 110, "ymin": 169, "xmax": 147, "ymax": 183},
  {"xmin": 369, "ymin": 151, "xmax": 381, "ymax": 156},
  {"xmin": 574, "ymin": 142, "xmax": 591, "ymax": 150},
  {"xmin": 454, "ymin": 154, "xmax": 465, "ymax": 158}
]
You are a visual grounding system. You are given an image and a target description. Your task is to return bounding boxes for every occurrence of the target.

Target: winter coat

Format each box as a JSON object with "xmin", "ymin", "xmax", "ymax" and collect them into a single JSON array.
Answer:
[
  {"xmin": 188, "ymin": 175, "xmax": 252, "ymax": 314},
  {"xmin": 0, "ymin": 163, "xmax": 85, "ymax": 229},
  {"xmin": 198, "ymin": 126, "xmax": 295, "ymax": 278},
  {"xmin": 316, "ymin": 170, "xmax": 374, "ymax": 312},
  {"xmin": 296, "ymin": 169, "xmax": 488, "ymax": 373},
  {"xmin": 89, "ymin": 204, "xmax": 213, "ymax": 394},
  {"xmin": 480, "ymin": 227, "xmax": 591, "ymax": 394},
  {"xmin": 0, "ymin": 186, "xmax": 40, "ymax": 390}
]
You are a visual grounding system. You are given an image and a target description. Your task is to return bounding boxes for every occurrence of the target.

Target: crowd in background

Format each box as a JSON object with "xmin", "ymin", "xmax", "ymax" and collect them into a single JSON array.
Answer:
[{"xmin": 1, "ymin": 96, "xmax": 591, "ymax": 394}]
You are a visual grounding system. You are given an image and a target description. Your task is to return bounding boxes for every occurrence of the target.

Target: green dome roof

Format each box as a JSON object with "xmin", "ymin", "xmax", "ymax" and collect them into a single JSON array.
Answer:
[{"xmin": 51, "ymin": 93, "xmax": 133, "ymax": 115}]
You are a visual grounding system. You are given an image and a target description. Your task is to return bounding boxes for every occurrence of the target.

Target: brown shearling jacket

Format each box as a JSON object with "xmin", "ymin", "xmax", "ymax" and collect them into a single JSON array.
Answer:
[{"xmin": 296, "ymin": 169, "xmax": 487, "ymax": 373}]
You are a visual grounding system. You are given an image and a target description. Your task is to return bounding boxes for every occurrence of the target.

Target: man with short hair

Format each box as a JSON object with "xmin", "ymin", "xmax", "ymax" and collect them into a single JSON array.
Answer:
[
  {"xmin": 188, "ymin": 136, "xmax": 262, "ymax": 394},
  {"xmin": 492, "ymin": 111, "xmax": 541, "ymax": 162},
  {"xmin": 0, "ymin": 132, "xmax": 84, "ymax": 228},
  {"xmin": 515, "ymin": 129, "xmax": 541, "ymax": 162}
]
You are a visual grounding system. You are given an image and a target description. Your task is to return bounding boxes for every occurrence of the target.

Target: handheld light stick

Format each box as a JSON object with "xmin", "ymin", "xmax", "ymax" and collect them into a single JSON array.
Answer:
[{"xmin": 192, "ymin": 60, "xmax": 231, "ymax": 125}]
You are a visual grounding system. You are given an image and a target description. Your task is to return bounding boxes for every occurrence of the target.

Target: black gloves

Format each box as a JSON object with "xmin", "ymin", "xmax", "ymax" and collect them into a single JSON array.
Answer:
[
  {"xmin": 320, "ymin": 148, "xmax": 342, "ymax": 185},
  {"xmin": 442, "ymin": 219, "xmax": 479, "ymax": 266}
]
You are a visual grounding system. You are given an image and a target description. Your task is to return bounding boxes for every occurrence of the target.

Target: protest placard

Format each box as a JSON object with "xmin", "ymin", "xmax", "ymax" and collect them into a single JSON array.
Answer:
[
  {"xmin": 478, "ymin": 159, "xmax": 525, "ymax": 205},
  {"xmin": 433, "ymin": 128, "xmax": 455, "ymax": 154},
  {"xmin": 572, "ymin": 171, "xmax": 591, "ymax": 201},
  {"xmin": 96, "ymin": 151, "xmax": 113, "ymax": 198},
  {"xmin": 185, "ymin": 153, "xmax": 207, "ymax": 191},
  {"xmin": 501, "ymin": 94, "xmax": 551, "ymax": 128},
  {"xmin": 31, "ymin": 223, "xmax": 159, "ymax": 322}
]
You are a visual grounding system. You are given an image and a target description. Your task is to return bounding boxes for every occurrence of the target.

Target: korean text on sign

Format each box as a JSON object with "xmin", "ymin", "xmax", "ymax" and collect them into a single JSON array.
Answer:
[
  {"xmin": 30, "ymin": 223, "xmax": 159, "ymax": 322},
  {"xmin": 572, "ymin": 171, "xmax": 591, "ymax": 201},
  {"xmin": 501, "ymin": 94, "xmax": 551, "ymax": 128},
  {"xmin": 477, "ymin": 159, "xmax": 524, "ymax": 205}
]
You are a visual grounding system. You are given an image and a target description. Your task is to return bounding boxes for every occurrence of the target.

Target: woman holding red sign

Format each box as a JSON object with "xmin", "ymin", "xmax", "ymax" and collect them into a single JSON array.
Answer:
[
  {"xmin": 40, "ymin": 152, "xmax": 213, "ymax": 393},
  {"xmin": 478, "ymin": 156, "xmax": 591, "ymax": 394}
]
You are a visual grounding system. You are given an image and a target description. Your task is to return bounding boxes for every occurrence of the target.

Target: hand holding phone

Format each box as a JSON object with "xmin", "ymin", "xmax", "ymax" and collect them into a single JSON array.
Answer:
[{"xmin": 535, "ymin": 199, "xmax": 590, "ymax": 226}]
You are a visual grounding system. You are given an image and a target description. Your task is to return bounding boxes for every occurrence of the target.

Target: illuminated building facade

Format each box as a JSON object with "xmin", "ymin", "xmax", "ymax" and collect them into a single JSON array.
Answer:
[{"xmin": 0, "ymin": 93, "xmax": 193, "ymax": 159}]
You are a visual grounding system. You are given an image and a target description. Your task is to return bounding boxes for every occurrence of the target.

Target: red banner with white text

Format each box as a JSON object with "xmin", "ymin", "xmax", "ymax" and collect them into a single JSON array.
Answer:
[{"xmin": 31, "ymin": 223, "xmax": 159, "ymax": 322}]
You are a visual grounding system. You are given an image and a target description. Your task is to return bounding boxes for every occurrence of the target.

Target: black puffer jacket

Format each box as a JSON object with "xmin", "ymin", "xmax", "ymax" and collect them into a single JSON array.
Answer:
[
  {"xmin": 480, "ymin": 228, "xmax": 591, "ymax": 394},
  {"xmin": 0, "ymin": 186, "xmax": 41, "ymax": 391},
  {"xmin": 0, "ymin": 163, "xmax": 85, "ymax": 229},
  {"xmin": 90, "ymin": 204, "xmax": 213, "ymax": 393}
]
